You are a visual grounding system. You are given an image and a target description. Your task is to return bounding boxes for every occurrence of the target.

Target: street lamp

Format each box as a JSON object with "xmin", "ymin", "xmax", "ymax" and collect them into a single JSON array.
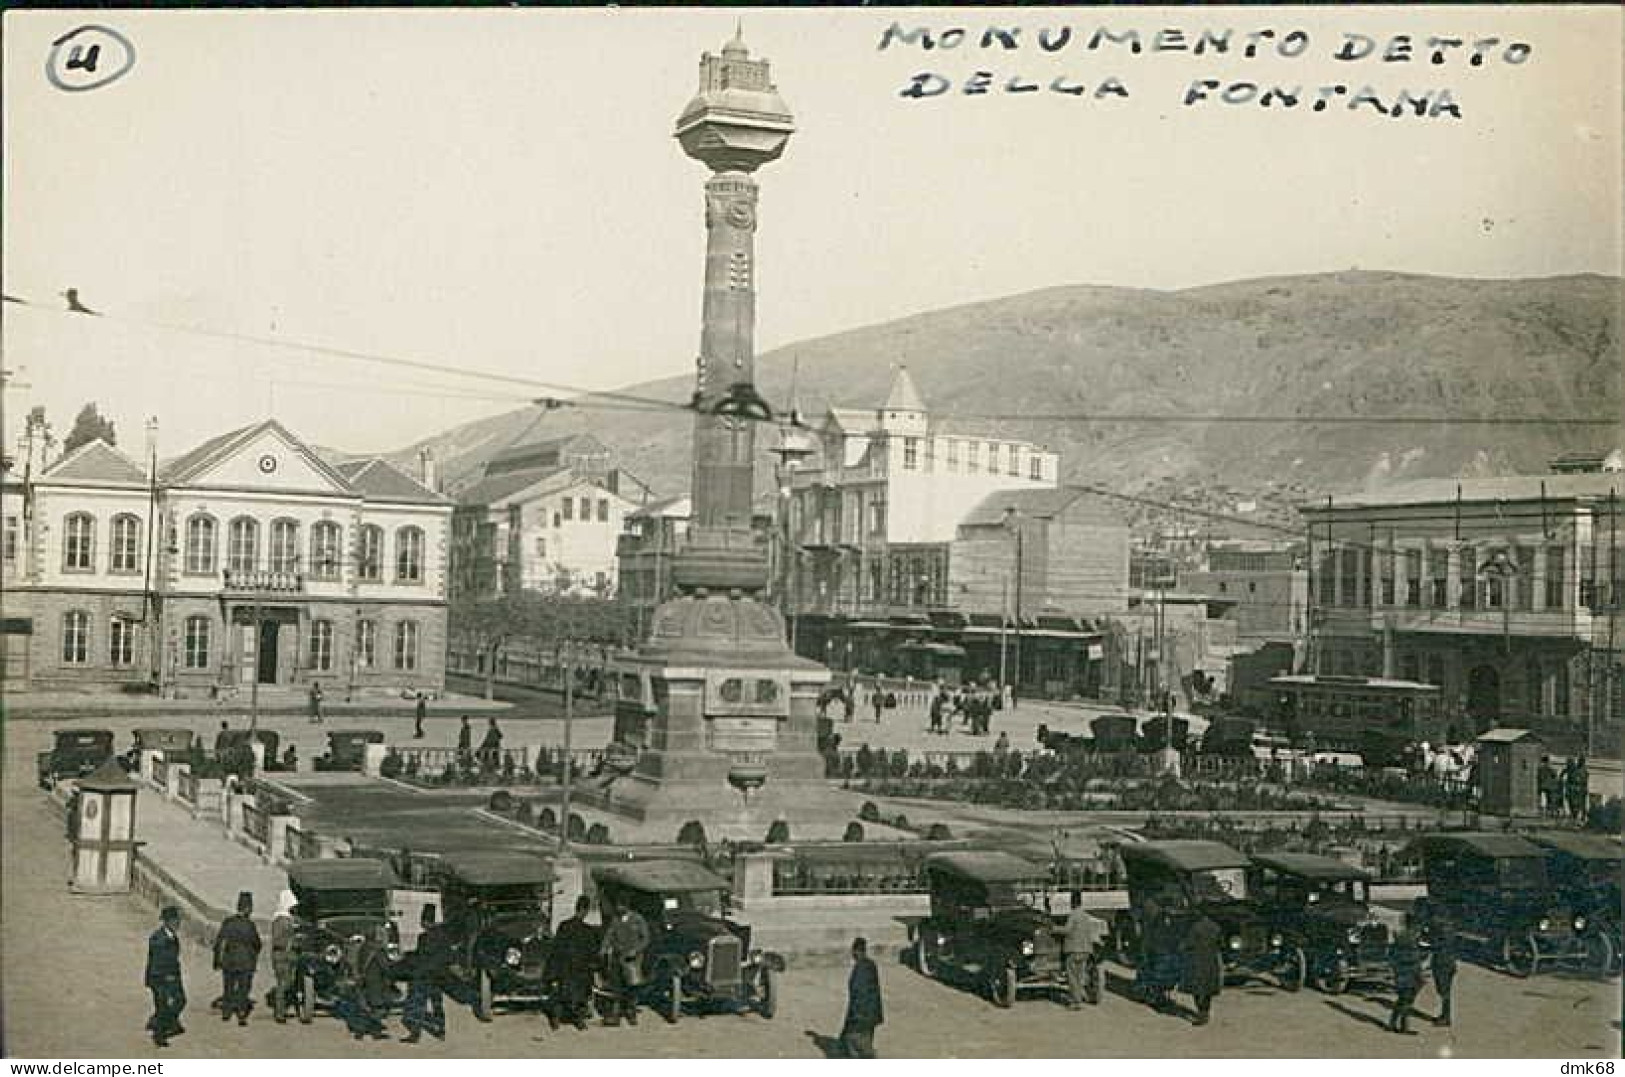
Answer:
[
  {"xmin": 1478, "ymin": 549, "xmax": 1518, "ymax": 655},
  {"xmin": 1002, "ymin": 506, "xmax": 1023, "ymax": 708}
]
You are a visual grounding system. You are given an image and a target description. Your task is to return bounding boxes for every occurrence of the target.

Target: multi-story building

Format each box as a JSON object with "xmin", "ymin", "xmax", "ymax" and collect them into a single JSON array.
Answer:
[
  {"xmin": 1300, "ymin": 469, "xmax": 1623, "ymax": 749},
  {"xmin": 1181, "ymin": 540, "xmax": 1309, "ymax": 648},
  {"xmin": 2, "ymin": 419, "xmax": 451, "ymax": 696},
  {"xmin": 449, "ymin": 433, "xmax": 651, "ymax": 600}
]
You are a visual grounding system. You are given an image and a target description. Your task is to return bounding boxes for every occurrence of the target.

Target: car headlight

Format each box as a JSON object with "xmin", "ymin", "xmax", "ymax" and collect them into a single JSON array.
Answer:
[
  {"xmin": 1538, "ymin": 918, "xmax": 1551, "ymax": 932},
  {"xmin": 1270, "ymin": 933, "xmax": 1283, "ymax": 949},
  {"xmin": 505, "ymin": 946, "xmax": 523, "ymax": 967},
  {"xmin": 1574, "ymin": 916, "xmax": 1587, "ymax": 933},
  {"xmin": 323, "ymin": 944, "xmax": 343, "ymax": 965},
  {"xmin": 688, "ymin": 951, "xmax": 705, "ymax": 970},
  {"xmin": 1228, "ymin": 936, "xmax": 1242, "ymax": 951},
  {"xmin": 1020, "ymin": 940, "xmax": 1035, "ymax": 957},
  {"xmin": 385, "ymin": 943, "xmax": 402, "ymax": 962},
  {"xmin": 749, "ymin": 949, "xmax": 764, "ymax": 965},
  {"xmin": 1347, "ymin": 927, "xmax": 1363, "ymax": 945}
]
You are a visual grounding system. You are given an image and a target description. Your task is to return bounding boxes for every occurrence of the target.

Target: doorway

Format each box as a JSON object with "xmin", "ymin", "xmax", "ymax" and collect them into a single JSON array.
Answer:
[{"xmin": 256, "ymin": 621, "xmax": 281, "ymax": 685}]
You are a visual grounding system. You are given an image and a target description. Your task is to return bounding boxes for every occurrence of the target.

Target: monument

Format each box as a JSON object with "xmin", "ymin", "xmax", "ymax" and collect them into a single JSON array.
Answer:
[{"xmin": 590, "ymin": 30, "xmax": 837, "ymax": 833}]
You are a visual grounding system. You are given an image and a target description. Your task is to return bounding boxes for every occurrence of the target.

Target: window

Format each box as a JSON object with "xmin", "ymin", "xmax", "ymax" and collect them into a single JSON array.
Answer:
[
  {"xmin": 309, "ymin": 522, "xmax": 341, "ymax": 579},
  {"xmin": 946, "ymin": 440, "xmax": 959, "ymax": 471},
  {"xmin": 903, "ymin": 437, "xmax": 919, "ymax": 470},
  {"xmin": 1458, "ymin": 546, "xmax": 1476, "ymax": 609},
  {"xmin": 562, "ymin": 498, "xmax": 573, "ymax": 521},
  {"xmin": 1379, "ymin": 548, "xmax": 1395, "ymax": 607},
  {"xmin": 1317, "ymin": 550, "xmax": 1336, "ymax": 607},
  {"xmin": 63, "ymin": 513, "xmax": 94, "ymax": 571},
  {"xmin": 227, "ymin": 517, "xmax": 259, "ymax": 573},
  {"xmin": 870, "ymin": 500, "xmax": 886, "ymax": 536},
  {"xmin": 535, "ymin": 536, "xmax": 548, "ymax": 559},
  {"xmin": 597, "ymin": 498, "xmax": 609, "ymax": 522},
  {"xmin": 110, "ymin": 617, "xmax": 135, "ymax": 667},
  {"xmin": 990, "ymin": 444, "xmax": 1003, "ymax": 475},
  {"xmin": 393, "ymin": 621, "xmax": 419, "ymax": 671},
  {"xmin": 1338, "ymin": 548, "xmax": 1360, "ymax": 608},
  {"xmin": 184, "ymin": 615, "xmax": 210, "ymax": 669},
  {"xmin": 269, "ymin": 519, "xmax": 300, "ymax": 573},
  {"xmin": 357, "ymin": 525, "xmax": 384, "ymax": 581},
  {"xmin": 968, "ymin": 442, "xmax": 981, "ymax": 473},
  {"xmin": 1428, "ymin": 550, "xmax": 1448, "ymax": 608},
  {"xmin": 1008, "ymin": 446, "xmax": 1021, "ymax": 477},
  {"xmin": 1545, "ymin": 547, "xmax": 1566, "ymax": 609},
  {"xmin": 579, "ymin": 497, "xmax": 592, "ymax": 521},
  {"xmin": 395, "ymin": 526, "xmax": 424, "ymax": 583},
  {"xmin": 356, "ymin": 620, "xmax": 377, "ymax": 669},
  {"xmin": 1029, "ymin": 455, "xmax": 1043, "ymax": 481},
  {"xmin": 1405, "ymin": 549, "xmax": 1422, "ymax": 607},
  {"xmin": 185, "ymin": 515, "xmax": 217, "ymax": 574},
  {"xmin": 3, "ymin": 514, "xmax": 17, "ymax": 563},
  {"xmin": 62, "ymin": 610, "xmax": 89, "ymax": 663},
  {"xmin": 308, "ymin": 619, "xmax": 334, "ymax": 672}
]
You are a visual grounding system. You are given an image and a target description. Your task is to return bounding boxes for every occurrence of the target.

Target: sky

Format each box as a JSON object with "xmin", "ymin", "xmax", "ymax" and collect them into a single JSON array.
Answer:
[{"xmin": 3, "ymin": 5, "xmax": 1621, "ymax": 458}]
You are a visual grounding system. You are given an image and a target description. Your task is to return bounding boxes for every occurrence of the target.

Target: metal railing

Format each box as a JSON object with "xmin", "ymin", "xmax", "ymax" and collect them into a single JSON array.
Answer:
[{"xmin": 222, "ymin": 568, "xmax": 305, "ymax": 593}]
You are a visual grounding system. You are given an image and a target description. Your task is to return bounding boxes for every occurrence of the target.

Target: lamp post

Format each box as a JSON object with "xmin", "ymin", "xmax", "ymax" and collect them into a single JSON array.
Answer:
[
  {"xmin": 1479, "ymin": 550, "xmax": 1518, "ymax": 656},
  {"xmin": 1002, "ymin": 506, "xmax": 1023, "ymax": 708}
]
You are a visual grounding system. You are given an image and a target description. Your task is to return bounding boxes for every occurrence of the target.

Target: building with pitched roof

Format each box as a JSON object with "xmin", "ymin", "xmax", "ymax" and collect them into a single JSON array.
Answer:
[{"xmin": 2, "ymin": 419, "xmax": 451, "ymax": 695}]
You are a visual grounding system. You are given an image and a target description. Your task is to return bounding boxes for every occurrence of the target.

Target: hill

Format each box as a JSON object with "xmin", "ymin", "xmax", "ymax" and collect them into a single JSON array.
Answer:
[{"xmin": 391, "ymin": 271, "xmax": 1623, "ymax": 533}]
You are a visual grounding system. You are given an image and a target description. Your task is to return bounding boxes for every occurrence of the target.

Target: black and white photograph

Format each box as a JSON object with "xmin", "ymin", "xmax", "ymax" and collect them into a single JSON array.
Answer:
[{"xmin": 1, "ymin": 4, "xmax": 1621, "ymax": 1062}]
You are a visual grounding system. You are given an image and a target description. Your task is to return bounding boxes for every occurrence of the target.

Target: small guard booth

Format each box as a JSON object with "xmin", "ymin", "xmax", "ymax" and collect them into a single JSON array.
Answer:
[
  {"xmin": 70, "ymin": 757, "xmax": 140, "ymax": 894},
  {"xmin": 1474, "ymin": 727, "xmax": 1543, "ymax": 817}
]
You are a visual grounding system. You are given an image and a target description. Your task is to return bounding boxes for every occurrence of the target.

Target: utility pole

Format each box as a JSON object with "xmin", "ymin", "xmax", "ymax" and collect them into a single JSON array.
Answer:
[
  {"xmin": 249, "ymin": 593, "xmax": 261, "ymax": 733},
  {"xmin": 559, "ymin": 652, "xmax": 574, "ymax": 854}
]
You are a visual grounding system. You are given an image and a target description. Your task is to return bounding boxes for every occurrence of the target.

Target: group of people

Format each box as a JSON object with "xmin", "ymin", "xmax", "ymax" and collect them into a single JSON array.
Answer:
[
  {"xmin": 1388, "ymin": 904, "xmax": 1458, "ymax": 1035},
  {"xmin": 1538, "ymin": 754, "xmax": 1592, "ymax": 822},
  {"xmin": 455, "ymin": 715, "xmax": 507, "ymax": 771},
  {"xmin": 541, "ymin": 895, "xmax": 654, "ymax": 1030},
  {"xmin": 1132, "ymin": 898, "xmax": 1224, "ymax": 1026},
  {"xmin": 928, "ymin": 686, "xmax": 1003, "ymax": 736}
]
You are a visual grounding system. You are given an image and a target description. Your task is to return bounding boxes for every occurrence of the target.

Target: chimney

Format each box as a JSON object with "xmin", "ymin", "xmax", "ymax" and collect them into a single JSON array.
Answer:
[
  {"xmin": 144, "ymin": 416, "xmax": 159, "ymax": 481},
  {"xmin": 24, "ymin": 407, "xmax": 52, "ymax": 475},
  {"xmin": 418, "ymin": 448, "xmax": 439, "ymax": 493}
]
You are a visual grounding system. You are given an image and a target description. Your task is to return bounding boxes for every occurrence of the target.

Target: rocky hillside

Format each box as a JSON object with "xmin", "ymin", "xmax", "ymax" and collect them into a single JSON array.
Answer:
[{"xmin": 392, "ymin": 271, "xmax": 1623, "ymax": 528}]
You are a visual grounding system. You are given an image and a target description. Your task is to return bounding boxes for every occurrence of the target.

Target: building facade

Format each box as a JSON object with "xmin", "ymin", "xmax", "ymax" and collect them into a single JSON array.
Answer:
[
  {"xmin": 1180, "ymin": 540, "xmax": 1309, "ymax": 648},
  {"xmin": 2, "ymin": 420, "xmax": 451, "ymax": 696}
]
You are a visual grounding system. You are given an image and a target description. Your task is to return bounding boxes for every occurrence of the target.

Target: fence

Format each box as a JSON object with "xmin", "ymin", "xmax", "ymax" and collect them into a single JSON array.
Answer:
[
  {"xmin": 771, "ymin": 846, "xmax": 931, "ymax": 896},
  {"xmin": 152, "ymin": 757, "xmax": 170, "ymax": 790},
  {"xmin": 242, "ymin": 802, "xmax": 269, "ymax": 846},
  {"xmin": 176, "ymin": 769, "xmax": 198, "ymax": 806}
]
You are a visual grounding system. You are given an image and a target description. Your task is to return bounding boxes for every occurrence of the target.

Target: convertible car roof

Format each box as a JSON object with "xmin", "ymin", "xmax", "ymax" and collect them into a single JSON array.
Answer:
[
  {"xmin": 442, "ymin": 851, "xmax": 554, "ymax": 886},
  {"xmin": 1121, "ymin": 840, "xmax": 1248, "ymax": 873},
  {"xmin": 1524, "ymin": 831, "xmax": 1624, "ymax": 862},
  {"xmin": 593, "ymin": 859, "xmax": 727, "ymax": 894},
  {"xmin": 924, "ymin": 850, "xmax": 1046, "ymax": 884},
  {"xmin": 288, "ymin": 858, "xmax": 398, "ymax": 891},
  {"xmin": 1252, "ymin": 852, "xmax": 1372, "ymax": 881},
  {"xmin": 1414, "ymin": 833, "xmax": 1544, "ymax": 860}
]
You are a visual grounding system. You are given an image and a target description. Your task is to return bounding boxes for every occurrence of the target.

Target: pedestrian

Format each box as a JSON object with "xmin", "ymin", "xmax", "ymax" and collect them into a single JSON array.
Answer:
[
  {"xmin": 144, "ymin": 906, "xmax": 187, "ymax": 1048},
  {"xmin": 1182, "ymin": 912, "xmax": 1223, "ymax": 1026},
  {"xmin": 600, "ymin": 899, "xmax": 650, "ymax": 1026},
  {"xmin": 1566, "ymin": 754, "xmax": 1590, "ymax": 823},
  {"xmin": 1539, "ymin": 757, "xmax": 1560, "ymax": 817},
  {"xmin": 281, "ymin": 744, "xmax": 298, "ymax": 772},
  {"xmin": 871, "ymin": 684, "xmax": 885, "ymax": 724},
  {"xmin": 1136, "ymin": 896, "xmax": 1174, "ymax": 1011},
  {"xmin": 928, "ymin": 690, "xmax": 945, "ymax": 735},
  {"xmin": 269, "ymin": 889, "xmax": 298, "ymax": 1023},
  {"xmin": 1388, "ymin": 915, "xmax": 1425, "ymax": 1034},
  {"xmin": 308, "ymin": 681, "xmax": 324, "ymax": 724},
  {"xmin": 414, "ymin": 693, "xmax": 427, "ymax": 739},
  {"xmin": 546, "ymin": 895, "xmax": 600, "ymax": 1031},
  {"xmin": 457, "ymin": 715, "xmax": 473, "ymax": 769},
  {"xmin": 479, "ymin": 716, "xmax": 504, "ymax": 770},
  {"xmin": 842, "ymin": 690, "xmax": 855, "ymax": 724},
  {"xmin": 1427, "ymin": 910, "xmax": 1458, "ymax": 1028},
  {"xmin": 214, "ymin": 720, "xmax": 231, "ymax": 753},
  {"xmin": 214, "ymin": 890, "xmax": 262, "ymax": 1026},
  {"xmin": 401, "ymin": 904, "xmax": 449, "ymax": 1043},
  {"xmin": 1062, "ymin": 892, "xmax": 1107, "ymax": 1008},
  {"xmin": 994, "ymin": 730, "xmax": 1010, "ymax": 755},
  {"xmin": 840, "ymin": 936, "xmax": 883, "ymax": 1059},
  {"xmin": 333, "ymin": 936, "xmax": 391, "ymax": 1041}
]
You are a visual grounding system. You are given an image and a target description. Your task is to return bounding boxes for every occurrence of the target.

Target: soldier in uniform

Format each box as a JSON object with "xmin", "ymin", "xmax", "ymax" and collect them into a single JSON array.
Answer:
[
  {"xmin": 401, "ymin": 905, "xmax": 449, "ymax": 1043},
  {"xmin": 601, "ymin": 900, "xmax": 651, "ymax": 1026},
  {"xmin": 1182, "ymin": 912, "xmax": 1223, "ymax": 1026},
  {"xmin": 840, "ymin": 936, "xmax": 883, "ymax": 1059},
  {"xmin": 546, "ymin": 895, "xmax": 600, "ymax": 1031},
  {"xmin": 144, "ymin": 906, "xmax": 187, "ymax": 1048},
  {"xmin": 269, "ymin": 890, "xmax": 298, "ymax": 1022},
  {"xmin": 214, "ymin": 890, "xmax": 262, "ymax": 1026}
]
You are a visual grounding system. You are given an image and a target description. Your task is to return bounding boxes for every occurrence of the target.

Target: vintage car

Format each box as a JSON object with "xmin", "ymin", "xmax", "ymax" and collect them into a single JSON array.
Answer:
[
  {"xmin": 214, "ymin": 729, "xmax": 284, "ymax": 774},
  {"xmin": 591, "ymin": 859, "xmax": 782, "ymax": 1022},
  {"xmin": 132, "ymin": 728, "xmax": 195, "ymax": 754},
  {"xmin": 1251, "ymin": 853, "xmax": 1395, "ymax": 993},
  {"xmin": 314, "ymin": 730, "xmax": 384, "ymax": 772},
  {"xmin": 437, "ymin": 851, "xmax": 554, "ymax": 1021},
  {"xmin": 911, "ymin": 850, "xmax": 1068, "ymax": 1007},
  {"xmin": 285, "ymin": 858, "xmax": 401, "ymax": 1024},
  {"xmin": 37, "ymin": 728, "xmax": 116, "ymax": 788},
  {"xmin": 1414, "ymin": 832, "xmax": 1593, "ymax": 977},
  {"xmin": 1112, "ymin": 840, "xmax": 1293, "ymax": 987},
  {"xmin": 1525, "ymin": 831, "xmax": 1622, "ymax": 977}
]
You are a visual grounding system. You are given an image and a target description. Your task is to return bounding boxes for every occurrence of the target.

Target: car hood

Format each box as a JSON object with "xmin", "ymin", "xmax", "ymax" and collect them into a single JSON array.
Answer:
[{"xmin": 477, "ymin": 913, "xmax": 547, "ymax": 943}]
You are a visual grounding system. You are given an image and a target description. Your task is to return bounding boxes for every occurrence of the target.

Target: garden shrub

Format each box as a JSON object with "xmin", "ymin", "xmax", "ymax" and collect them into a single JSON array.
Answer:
[
  {"xmin": 585, "ymin": 823, "xmax": 610, "ymax": 845},
  {"xmin": 859, "ymin": 801, "xmax": 880, "ymax": 823},
  {"xmin": 843, "ymin": 821, "xmax": 865, "ymax": 843},
  {"xmin": 677, "ymin": 820, "xmax": 708, "ymax": 846},
  {"xmin": 488, "ymin": 789, "xmax": 515, "ymax": 813},
  {"xmin": 765, "ymin": 819, "xmax": 790, "ymax": 844}
]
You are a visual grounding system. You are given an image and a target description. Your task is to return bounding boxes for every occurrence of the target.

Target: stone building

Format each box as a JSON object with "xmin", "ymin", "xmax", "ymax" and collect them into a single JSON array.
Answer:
[{"xmin": 2, "ymin": 419, "xmax": 451, "ymax": 696}]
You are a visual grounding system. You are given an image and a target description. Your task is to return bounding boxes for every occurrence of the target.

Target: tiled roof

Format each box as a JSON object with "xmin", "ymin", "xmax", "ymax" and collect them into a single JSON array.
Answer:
[
  {"xmin": 1304, "ymin": 472, "xmax": 1625, "ymax": 511},
  {"xmin": 40, "ymin": 439, "xmax": 148, "ymax": 485},
  {"xmin": 485, "ymin": 433, "xmax": 608, "ymax": 477},
  {"xmin": 157, "ymin": 423, "xmax": 259, "ymax": 483},
  {"xmin": 336, "ymin": 458, "xmax": 450, "ymax": 505},
  {"xmin": 454, "ymin": 465, "xmax": 572, "ymax": 508},
  {"xmin": 883, "ymin": 365, "xmax": 927, "ymax": 412},
  {"xmin": 959, "ymin": 486, "xmax": 1125, "ymax": 528}
]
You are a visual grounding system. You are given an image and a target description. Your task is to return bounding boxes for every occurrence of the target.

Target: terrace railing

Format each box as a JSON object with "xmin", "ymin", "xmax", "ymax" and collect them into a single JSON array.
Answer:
[{"xmin": 242, "ymin": 802, "xmax": 269, "ymax": 846}]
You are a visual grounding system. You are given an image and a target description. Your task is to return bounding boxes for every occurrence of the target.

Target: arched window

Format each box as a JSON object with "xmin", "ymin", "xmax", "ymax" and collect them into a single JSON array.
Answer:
[
  {"xmin": 268, "ymin": 518, "xmax": 300, "ymax": 573},
  {"xmin": 184, "ymin": 616, "xmax": 211, "ymax": 669},
  {"xmin": 309, "ymin": 521, "xmax": 342, "ymax": 580},
  {"xmin": 109, "ymin": 513, "xmax": 142, "ymax": 573},
  {"xmin": 63, "ymin": 513, "xmax": 95, "ymax": 571},
  {"xmin": 395, "ymin": 526, "xmax": 424, "ymax": 583},
  {"xmin": 357, "ymin": 525, "xmax": 384, "ymax": 581},
  {"xmin": 110, "ymin": 616, "xmax": 136, "ymax": 666},
  {"xmin": 308, "ymin": 619, "xmax": 334, "ymax": 672},
  {"xmin": 356, "ymin": 620, "xmax": 377, "ymax": 669},
  {"xmin": 227, "ymin": 517, "xmax": 259, "ymax": 574},
  {"xmin": 62, "ymin": 610, "xmax": 90, "ymax": 663},
  {"xmin": 185, "ymin": 514, "xmax": 217, "ymax": 574},
  {"xmin": 393, "ymin": 620, "xmax": 419, "ymax": 671}
]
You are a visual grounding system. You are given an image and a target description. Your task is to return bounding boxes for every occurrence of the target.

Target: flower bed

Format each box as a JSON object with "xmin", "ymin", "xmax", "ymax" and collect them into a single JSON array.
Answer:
[{"xmin": 849, "ymin": 771, "xmax": 1333, "ymax": 814}]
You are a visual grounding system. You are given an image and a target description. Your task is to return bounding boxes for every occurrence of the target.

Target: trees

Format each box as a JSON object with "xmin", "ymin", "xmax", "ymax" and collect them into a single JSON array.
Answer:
[
  {"xmin": 62, "ymin": 403, "xmax": 117, "ymax": 455},
  {"xmin": 448, "ymin": 590, "xmax": 637, "ymax": 699}
]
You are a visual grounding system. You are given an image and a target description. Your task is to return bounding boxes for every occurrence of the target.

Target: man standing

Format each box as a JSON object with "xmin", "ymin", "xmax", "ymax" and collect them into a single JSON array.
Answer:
[
  {"xmin": 1182, "ymin": 912, "xmax": 1223, "ymax": 1026},
  {"xmin": 1062, "ymin": 893, "xmax": 1107, "ymax": 1008},
  {"xmin": 1427, "ymin": 911, "xmax": 1458, "ymax": 1028},
  {"xmin": 870, "ymin": 684, "xmax": 885, "ymax": 724},
  {"xmin": 1388, "ymin": 916, "xmax": 1425, "ymax": 1034},
  {"xmin": 214, "ymin": 890, "xmax": 262, "ymax": 1026},
  {"xmin": 144, "ymin": 906, "xmax": 186, "ymax": 1048},
  {"xmin": 546, "ymin": 895, "xmax": 600, "ymax": 1031},
  {"xmin": 479, "ymin": 717, "xmax": 504, "ymax": 770},
  {"xmin": 457, "ymin": 716, "xmax": 474, "ymax": 769},
  {"xmin": 414, "ymin": 693, "xmax": 428, "ymax": 739},
  {"xmin": 269, "ymin": 890, "xmax": 298, "ymax": 1023},
  {"xmin": 401, "ymin": 904, "xmax": 449, "ymax": 1043},
  {"xmin": 841, "ymin": 936, "xmax": 883, "ymax": 1059},
  {"xmin": 928, "ymin": 690, "xmax": 945, "ymax": 735},
  {"xmin": 601, "ymin": 900, "xmax": 651, "ymax": 1026},
  {"xmin": 1566, "ymin": 755, "xmax": 1590, "ymax": 823},
  {"xmin": 308, "ymin": 681, "xmax": 324, "ymax": 724}
]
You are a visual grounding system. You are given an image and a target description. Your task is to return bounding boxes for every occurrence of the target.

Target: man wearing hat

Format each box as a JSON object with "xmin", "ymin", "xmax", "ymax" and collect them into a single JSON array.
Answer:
[
  {"xmin": 214, "ymin": 891, "xmax": 263, "ymax": 1026},
  {"xmin": 144, "ymin": 907, "xmax": 186, "ymax": 1048},
  {"xmin": 401, "ymin": 904, "xmax": 449, "ymax": 1043}
]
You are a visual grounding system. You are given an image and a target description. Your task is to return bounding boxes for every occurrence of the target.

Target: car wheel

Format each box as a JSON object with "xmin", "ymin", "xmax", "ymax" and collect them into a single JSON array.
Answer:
[
  {"xmin": 1503, "ymin": 932, "xmax": 1538, "ymax": 978},
  {"xmin": 1280, "ymin": 946, "xmax": 1306, "ymax": 992},
  {"xmin": 915, "ymin": 934, "xmax": 935, "ymax": 979},
  {"xmin": 1585, "ymin": 933, "xmax": 1617, "ymax": 979},
  {"xmin": 1317, "ymin": 955, "xmax": 1351, "ymax": 995},
  {"xmin": 474, "ymin": 968, "xmax": 493, "ymax": 1023},
  {"xmin": 991, "ymin": 964, "xmax": 1017, "ymax": 1008},
  {"xmin": 757, "ymin": 966, "xmax": 777, "ymax": 1020},
  {"xmin": 665, "ymin": 973, "xmax": 682, "ymax": 1024},
  {"xmin": 298, "ymin": 972, "xmax": 315, "ymax": 1025}
]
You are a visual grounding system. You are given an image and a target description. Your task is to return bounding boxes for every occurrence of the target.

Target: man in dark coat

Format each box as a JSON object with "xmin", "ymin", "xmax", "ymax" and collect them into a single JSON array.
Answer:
[
  {"xmin": 1566, "ymin": 755, "xmax": 1590, "ymax": 823},
  {"xmin": 1388, "ymin": 917, "xmax": 1426, "ymax": 1034},
  {"xmin": 401, "ymin": 904, "xmax": 449, "ymax": 1042},
  {"xmin": 457, "ymin": 716, "xmax": 474, "ymax": 768},
  {"xmin": 478, "ymin": 717, "xmax": 503, "ymax": 770},
  {"xmin": 601, "ymin": 900, "xmax": 651, "ymax": 1026},
  {"xmin": 144, "ymin": 906, "xmax": 186, "ymax": 1047},
  {"xmin": 414, "ymin": 694, "xmax": 428, "ymax": 739},
  {"xmin": 841, "ymin": 936, "xmax": 883, "ymax": 1059},
  {"xmin": 1426, "ymin": 911, "xmax": 1458, "ymax": 1028},
  {"xmin": 214, "ymin": 891, "xmax": 262, "ymax": 1026},
  {"xmin": 1182, "ymin": 913, "xmax": 1223, "ymax": 1026},
  {"xmin": 546, "ymin": 895, "xmax": 600, "ymax": 1031},
  {"xmin": 1135, "ymin": 896, "xmax": 1173, "ymax": 1010}
]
